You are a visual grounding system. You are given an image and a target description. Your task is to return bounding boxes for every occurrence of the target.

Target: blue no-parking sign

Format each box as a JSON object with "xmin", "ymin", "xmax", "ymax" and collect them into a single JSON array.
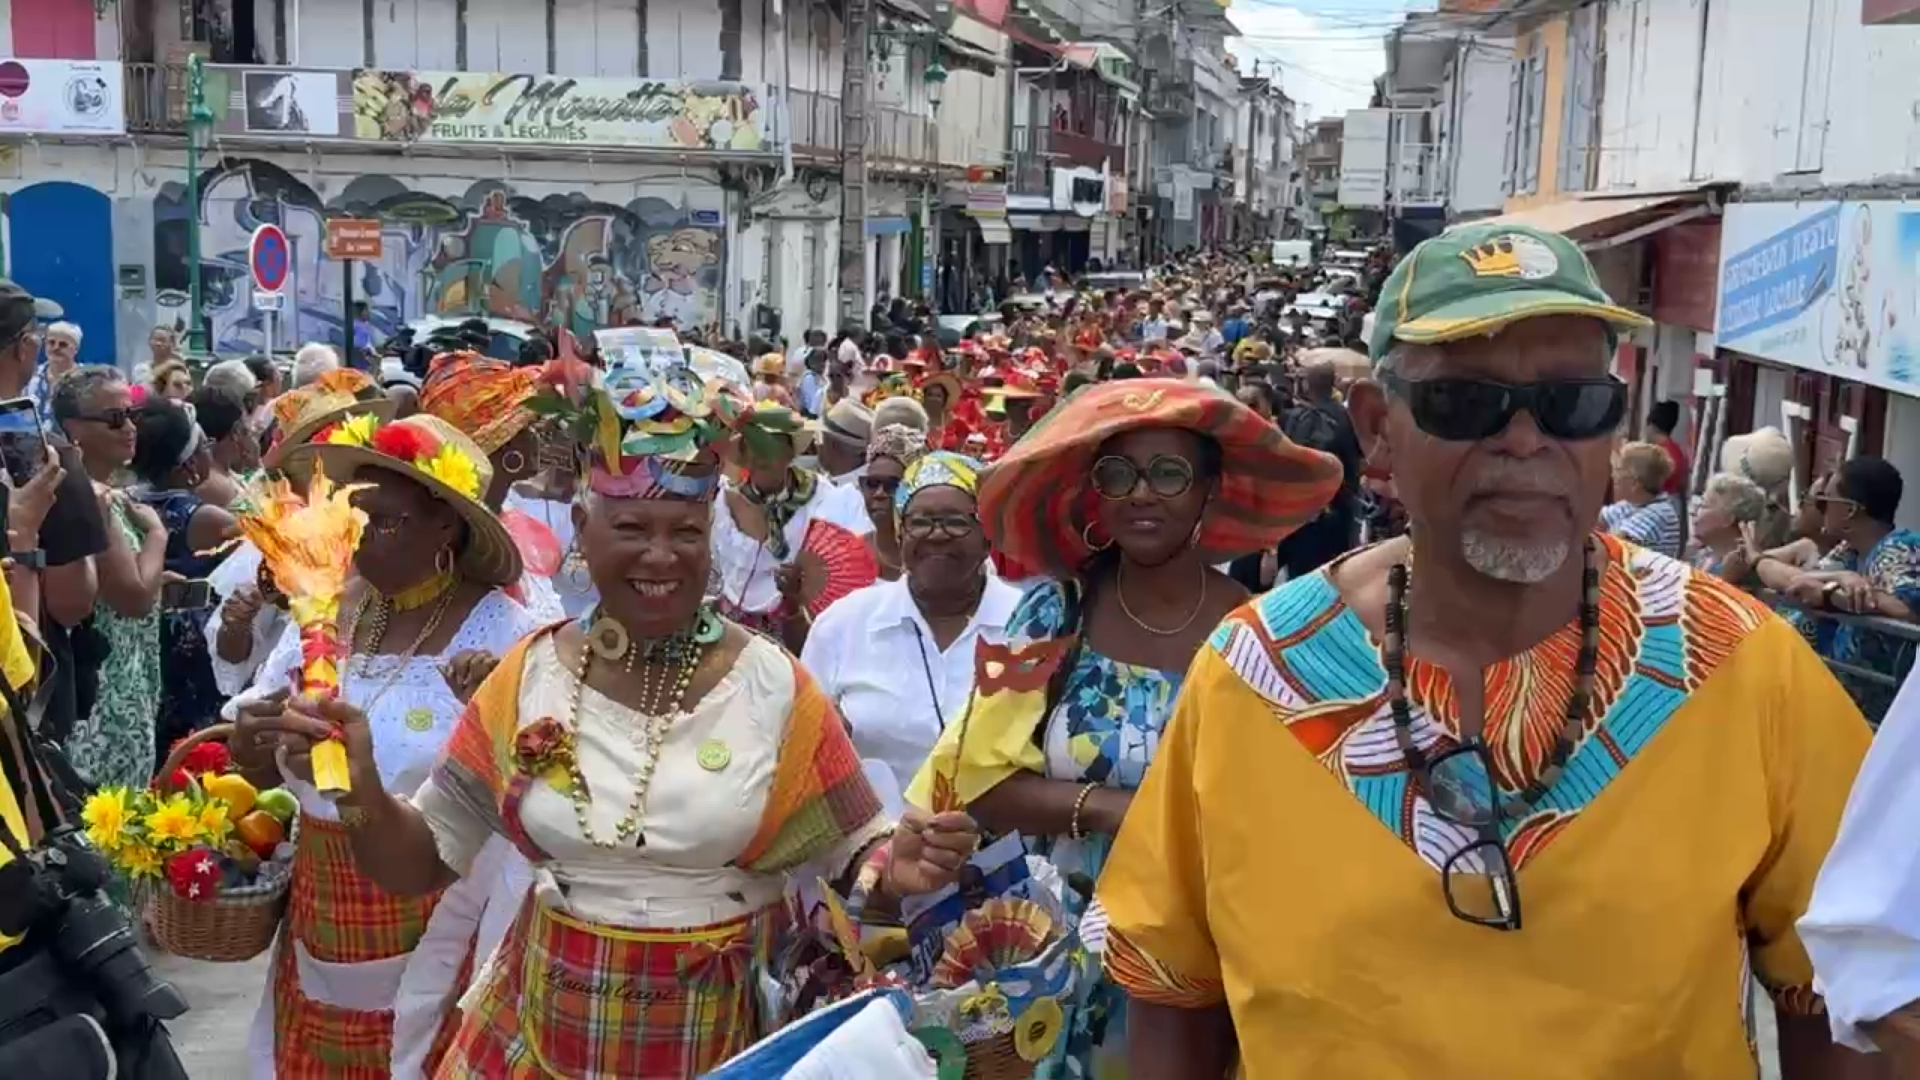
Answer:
[{"xmin": 249, "ymin": 224, "xmax": 290, "ymax": 294}]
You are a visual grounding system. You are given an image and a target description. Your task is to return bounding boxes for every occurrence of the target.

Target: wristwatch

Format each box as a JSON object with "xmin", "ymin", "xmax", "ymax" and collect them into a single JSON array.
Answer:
[
  {"xmin": 1822, "ymin": 580, "xmax": 1846, "ymax": 606},
  {"xmin": 5, "ymin": 548, "xmax": 45, "ymax": 570}
]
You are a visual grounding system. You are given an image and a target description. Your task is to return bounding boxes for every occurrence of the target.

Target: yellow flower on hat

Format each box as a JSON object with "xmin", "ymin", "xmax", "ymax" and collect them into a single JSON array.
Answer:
[
  {"xmin": 420, "ymin": 443, "xmax": 483, "ymax": 500},
  {"xmin": 144, "ymin": 793, "xmax": 202, "ymax": 851},
  {"xmin": 327, "ymin": 413, "xmax": 377, "ymax": 447}
]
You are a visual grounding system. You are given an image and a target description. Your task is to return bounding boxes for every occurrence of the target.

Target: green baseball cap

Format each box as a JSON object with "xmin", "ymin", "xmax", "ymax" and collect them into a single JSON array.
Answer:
[{"xmin": 1367, "ymin": 222, "xmax": 1650, "ymax": 360}]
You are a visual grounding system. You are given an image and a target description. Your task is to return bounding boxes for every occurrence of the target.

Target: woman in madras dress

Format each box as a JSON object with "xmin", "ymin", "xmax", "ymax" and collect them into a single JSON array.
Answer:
[
  {"xmin": 244, "ymin": 361, "xmax": 978, "ymax": 1079},
  {"xmin": 859, "ymin": 423, "xmax": 929, "ymax": 582},
  {"xmin": 232, "ymin": 415, "xmax": 541, "ymax": 1078},
  {"xmin": 906, "ymin": 380, "xmax": 1342, "ymax": 1078}
]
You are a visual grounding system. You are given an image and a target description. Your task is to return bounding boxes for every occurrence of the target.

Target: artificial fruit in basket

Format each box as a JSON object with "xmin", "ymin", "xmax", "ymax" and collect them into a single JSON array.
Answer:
[
  {"xmin": 255, "ymin": 787, "xmax": 300, "ymax": 825},
  {"xmin": 202, "ymin": 772, "xmax": 257, "ymax": 820},
  {"xmin": 235, "ymin": 810, "xmax": 287, "ymax": 859}
]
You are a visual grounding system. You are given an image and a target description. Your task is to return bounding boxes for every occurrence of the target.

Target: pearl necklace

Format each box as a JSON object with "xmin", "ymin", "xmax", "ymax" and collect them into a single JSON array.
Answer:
[{"xmin": 561, "ymin": 618, "xmax": 706, "ymax": 849}]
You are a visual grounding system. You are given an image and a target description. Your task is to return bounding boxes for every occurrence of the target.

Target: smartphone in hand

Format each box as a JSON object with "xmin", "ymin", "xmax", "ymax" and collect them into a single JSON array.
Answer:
[{"xmin": 0, "ymin": 398, "xmax": 48, "ymax": 488}]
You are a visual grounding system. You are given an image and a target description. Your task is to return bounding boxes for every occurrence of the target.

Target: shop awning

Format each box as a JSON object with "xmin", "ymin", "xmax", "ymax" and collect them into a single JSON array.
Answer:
[
  {"xmin": 1008, "ymin": 214, "xmax": 1055, "ymax": 231},
  {"xmin": 1059, "ymin": 42, "xmax": 1142, "ymax": 95},
  {"xmin": 867, "ymin": 216, "xmax": 914, "ymax": 236},
  {"xmin": 1463, "ymin": 191, "xmax": 1716, "ymax": 250},
  {"xmin": 974, "ymin": 217, "xmax": 1013, "ymax": 244}
]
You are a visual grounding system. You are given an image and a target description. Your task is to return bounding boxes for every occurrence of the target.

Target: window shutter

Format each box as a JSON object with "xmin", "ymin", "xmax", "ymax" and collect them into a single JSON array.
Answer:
[{"xmin": 1502, "ymin": 49, "xmax": 1523, "ymax": 195}]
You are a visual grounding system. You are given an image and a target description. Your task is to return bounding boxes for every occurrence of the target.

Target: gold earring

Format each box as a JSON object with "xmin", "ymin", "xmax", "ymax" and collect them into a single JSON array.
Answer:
[
  {"xmin": 1081, "ymin": 520, "xmax": 1112, "ymax": 552},
  {"xmin": 500, "ymin": 448, "xmax": 527, "ymax": 475},
  {"xmin": 435, "ymin": 546, "xmax": 454, "ymax": 577}
]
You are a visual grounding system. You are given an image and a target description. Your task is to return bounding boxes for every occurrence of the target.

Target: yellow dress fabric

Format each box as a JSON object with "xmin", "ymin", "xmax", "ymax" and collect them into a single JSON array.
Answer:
[
  {"xmin": 1096, "ymin": 538, "xmax": 1872, "ymax": 1079},
  {"xmin": 0, "ymin": 572, "xmax": 40, "ymax": 952}
]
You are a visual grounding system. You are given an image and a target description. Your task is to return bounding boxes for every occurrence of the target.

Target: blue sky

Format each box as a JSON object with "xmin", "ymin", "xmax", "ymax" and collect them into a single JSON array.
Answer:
[{"xmin": 1225, "ymin": 0, "xmax": 1436, "ymax": 121}]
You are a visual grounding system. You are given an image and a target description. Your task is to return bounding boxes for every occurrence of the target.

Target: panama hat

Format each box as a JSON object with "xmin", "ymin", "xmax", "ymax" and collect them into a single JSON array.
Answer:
[
  {"xmin": 977, "ymin": 378, "xmax": 1343, "ymax": 578},
  {"xmin": 283, "ymin": 414, "xmax": 522, "ymax": 586}
]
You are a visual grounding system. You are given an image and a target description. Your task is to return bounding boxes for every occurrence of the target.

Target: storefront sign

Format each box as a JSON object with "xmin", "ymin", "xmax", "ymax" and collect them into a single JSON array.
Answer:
[
  {"xmin": 1716, "ymin": 200, "xmax": 1920, "ymax": 396},
  {"xmin": 0, "ymin": 59, "xmax": 124, "ymax": 136},
  {"xmin": 350, "ymin": 71, "xmax": 773, "ymax": 152},
  {"xmin": 1052, "ymin": 167, "xmax": 1105, "ymax": 217},
  {"xmin": 1652, "ymin": 220, "xmax": 1721, "ymax": 333},
  {"xmin": 966, "ymin": 183, "xmax": 1007, "ymax": 216}
]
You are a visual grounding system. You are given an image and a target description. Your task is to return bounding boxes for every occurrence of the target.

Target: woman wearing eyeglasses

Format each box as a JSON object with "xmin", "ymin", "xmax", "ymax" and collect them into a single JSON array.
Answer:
[
  {"xmin": 802, "ymin": 451, "xmax": 1021, "ymax": 814},
  {"xmin": 905, "ymin": 379, "xmax": 1342, "ymax": 1078},
  {"xmin": 51, "ymin": 366, "xmax": 168, "ymax": 797},
  {"xmin": 859, "ymin": 423, "xmax": 928, "ymax": 581}
]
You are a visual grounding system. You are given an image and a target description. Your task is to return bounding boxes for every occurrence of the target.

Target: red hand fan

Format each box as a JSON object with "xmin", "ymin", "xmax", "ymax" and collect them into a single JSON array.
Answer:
[
  {"xmin": 795, "ymin": 520, "xmax": 878, "ymax": 618},
  {"xmin": 499, "ymin": 509, "xmax": 563, "ymax": 576}
]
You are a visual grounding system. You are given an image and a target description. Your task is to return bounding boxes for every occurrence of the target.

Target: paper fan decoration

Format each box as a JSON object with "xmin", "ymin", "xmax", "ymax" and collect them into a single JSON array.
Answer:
[
  {"xmin": 931, "ymin": 898, "xmax": 1056, "ymax": 988},
  {"xmin": 499, "ymin": 509, "xmax": 562, "ymax": 576},
  {"xmin": 795, "ymin": 519, "xmax": 878, "ymax": 618}
]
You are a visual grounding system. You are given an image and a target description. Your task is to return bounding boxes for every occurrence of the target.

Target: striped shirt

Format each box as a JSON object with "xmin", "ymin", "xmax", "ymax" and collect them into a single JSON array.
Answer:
[{"xmin": 1611, "ymin": 497, "xmax": 1683, "ymax": 558}]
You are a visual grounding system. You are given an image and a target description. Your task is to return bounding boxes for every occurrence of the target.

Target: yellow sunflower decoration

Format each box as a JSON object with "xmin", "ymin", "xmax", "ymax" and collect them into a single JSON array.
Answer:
[
  {"xmin": 144, "ymin": 793, "xmax": 202, "ymax": 850},
  {"xmin": 1013, "ymin": 997, "xmax": 1065, "ymax": 1062},
  {"xmin": 420, "ymin": 442, "xmax": 484, "ymax": 500},
  {"xmin": 82, "ymin": 788, "xmax": 133, "ymax": 853}
]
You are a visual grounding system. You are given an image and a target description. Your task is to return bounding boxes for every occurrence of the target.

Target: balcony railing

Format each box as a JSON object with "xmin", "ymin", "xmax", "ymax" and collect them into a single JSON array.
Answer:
[
  {"xmin": 126, "ymin": 62, "xmax": 188, "ymax": 134},
  {"xmin": 869, "ymin": 104, "xmax": 933, "ymax": 165},
  {"xmin": 1389, "ymin": 143, "xmax": 1445, "ymax": 207},
  {"xmin": 1047, "ymin": 127, "xmax": 1124, "ymax": 172},
  {"xmin": 789, "ymin": 88, "xmax": 843, "ymax": 156}
]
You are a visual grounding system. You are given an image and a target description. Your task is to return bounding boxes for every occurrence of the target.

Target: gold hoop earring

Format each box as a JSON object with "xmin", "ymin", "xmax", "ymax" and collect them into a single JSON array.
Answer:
[
  {"xmin": 1081, "ymin": 520, "xmax": 1112, "ymax": 552},
  {"xmin": 500, "ymin": 448, "xmax": 527, "ymax": 475},
  {"xmin": 435, "ymin": 546, "xmax": 455, "ymax": 577}
]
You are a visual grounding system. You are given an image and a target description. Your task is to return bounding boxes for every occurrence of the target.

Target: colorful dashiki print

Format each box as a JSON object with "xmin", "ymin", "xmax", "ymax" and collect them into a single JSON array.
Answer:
[{"xmin": 1207, "ymin": 532, "xmax": 1770, "ymax": 870}]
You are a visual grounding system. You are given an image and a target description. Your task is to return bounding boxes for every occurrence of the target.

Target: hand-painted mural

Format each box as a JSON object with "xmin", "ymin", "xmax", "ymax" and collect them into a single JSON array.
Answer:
[{"xmin": 151, "ymin": 157, "xmax": 725, "ymax": 355}]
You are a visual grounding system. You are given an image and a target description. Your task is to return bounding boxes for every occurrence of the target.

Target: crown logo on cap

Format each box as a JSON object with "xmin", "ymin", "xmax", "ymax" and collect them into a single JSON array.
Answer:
[{"xmin": 1459, "ymin": 233, "xmax": 1560, "ymax": 281}]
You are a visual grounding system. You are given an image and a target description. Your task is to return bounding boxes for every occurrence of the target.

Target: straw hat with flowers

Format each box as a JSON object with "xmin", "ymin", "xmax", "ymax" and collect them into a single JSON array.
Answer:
[
  {"xmin": 977, "ymin": 379, "xmax": 1343, "ymax": 578},
  {"xmin": 282, "ymin": 414, "xmax": 522, "ymax": 586},
  {"xmin": 262, "ymin": 368, "xmax": 394, "ymax": 470}
]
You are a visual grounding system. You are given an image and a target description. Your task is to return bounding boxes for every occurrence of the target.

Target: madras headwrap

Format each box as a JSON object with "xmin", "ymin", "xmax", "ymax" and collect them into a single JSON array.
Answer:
[
  {"xmin": 418, "ymin": 350, "xmax": 542, "ymax": 454},
  {"xmin": 893, "ymin": 450, "xmax": 982, "ymax": 516},
  {"xmin": 435, "ymin": 627, "xmax": 883, "ymax": 879}
]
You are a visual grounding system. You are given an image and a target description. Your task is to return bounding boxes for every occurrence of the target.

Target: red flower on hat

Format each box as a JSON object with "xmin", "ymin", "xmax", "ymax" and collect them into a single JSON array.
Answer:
[
  {"xmin": 371, "ymin": 422, "xmax": 438, "ymax": 462},
  {"xmin": 165, "ymin": 848, "xmax": 224, "ymax": 903},
  {"xmin": 179, "ymin": 740, "xmax": 232, "ymax": 776}
]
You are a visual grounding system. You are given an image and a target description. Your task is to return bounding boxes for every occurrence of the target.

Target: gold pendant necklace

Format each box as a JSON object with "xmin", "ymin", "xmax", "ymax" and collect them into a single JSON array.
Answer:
[{"xmin": 562, "ymin": 617, "xmax": 707, "ymax": 849}]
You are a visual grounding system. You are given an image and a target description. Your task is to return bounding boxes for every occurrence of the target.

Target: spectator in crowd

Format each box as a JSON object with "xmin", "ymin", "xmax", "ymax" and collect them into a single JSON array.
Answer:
[
  {"xmin": 1720, "ymin": 425, "xmax": 1797, "ymax": 549},
  {"xmin": 150, "ymin": 359, "xmax": 194, "ymax": 402},
  {"xmin": 53, "ymin": 366, "xmax": 166, "ymax": 796},
  {"xmin": 243, "ymin": 353, "xmax": 282, "ymax": 439},
  {"xmin": 1647, "ymin": 399, "xmax": 1689, "ymax": 495},
  {"xmin": 351, "ymin": 301, "xmax": 377, "ymax": 368},
  {"xmin": 789, "ymin": 327, "xmax": 827, "ymax": 377},
  {"xmin": 797, "ymin": 347, "xmax": 828, "ymax": 418},
  {"xmin": 292, "ymin": 342, "xmax": 341, "ymax": 387},
  {"xmin": 1604, "ymin": 441, "xmax": 1683, "ymax": 557},
  {"xmin": 129, "ymin": 397, "xmax": 235, "ymax": 757},
  {"xmin": 1755, "ymin": 455, "xmax": 1919, "ymax": 721},
  {"xmin": 1689, "ymin": 471, "xmax": 1768, "ymax": 582},
  {"xmin": 817, "ymin": 398, "xmax": 872, "ymax": 485},
  {"xmin": 202, "ymin": 357, "xmax": 259, "ymax": 411},
  {"xmin": 514, "ymin": 332, "xmax": 553, "ymax": 368},
  {"xmin": 26, "ymin": 319, "xmax": 81, "ymax": 425},
  {"xmin": 191, "ymin": 383, "xmax": 258, "ymax": 507},
  {"xmin": 143, "ymin": 324, "xmax": 181, "ymax": 383},
  {"xmin": 0, "ymin": 281, "xmax": 105, "ymax": 748},
  {"xmin": 1275, "ymin": 360, "xmax": 1363, "ymax": 578}
]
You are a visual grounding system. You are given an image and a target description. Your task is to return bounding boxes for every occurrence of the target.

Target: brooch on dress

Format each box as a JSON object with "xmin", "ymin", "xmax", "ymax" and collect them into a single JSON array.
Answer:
[{"xmin": 516, "ymin": 717, "xmax": 579, "ymax": 795}]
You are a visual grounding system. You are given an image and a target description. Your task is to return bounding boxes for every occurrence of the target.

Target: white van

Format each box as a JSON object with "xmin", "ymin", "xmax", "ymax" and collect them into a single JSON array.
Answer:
[{"xmin": 1270, "ymin": 239, "xmax": 1313, "ymax": 269}]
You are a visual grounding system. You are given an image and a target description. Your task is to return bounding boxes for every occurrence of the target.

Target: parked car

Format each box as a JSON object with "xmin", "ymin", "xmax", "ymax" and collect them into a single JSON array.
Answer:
[{"xmin": 402, "ymin": 315, "xmax": 539, "ymax": 362}]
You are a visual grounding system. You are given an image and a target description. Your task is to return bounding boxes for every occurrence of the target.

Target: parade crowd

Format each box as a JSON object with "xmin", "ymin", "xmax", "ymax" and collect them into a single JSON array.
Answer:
[{"xmin": 0, "ymin": 222, "xmax": 1917, "ymax": 1079}]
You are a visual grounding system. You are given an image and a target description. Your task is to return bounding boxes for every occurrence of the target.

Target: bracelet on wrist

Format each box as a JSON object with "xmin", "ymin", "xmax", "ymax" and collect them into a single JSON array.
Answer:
[{"xmin": 1069, "ymin": 782, "xmax": 1098, "ymax": 841}]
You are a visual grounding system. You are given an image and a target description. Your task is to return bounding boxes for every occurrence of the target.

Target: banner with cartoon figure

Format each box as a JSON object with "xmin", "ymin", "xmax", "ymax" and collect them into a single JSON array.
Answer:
[
  {"xmin": 1717, "ymin": 200, "xmax": 1920, "ymax": 396},
  {"xmin": 350, "ymin": 71, "xmax": 772, "ymax": 153}
]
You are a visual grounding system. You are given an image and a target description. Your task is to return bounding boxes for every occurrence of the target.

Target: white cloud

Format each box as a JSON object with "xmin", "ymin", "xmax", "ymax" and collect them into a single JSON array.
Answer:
[{"xmin": 1225, "ymin": 4, "xmax": 1402, "ymax": 121}]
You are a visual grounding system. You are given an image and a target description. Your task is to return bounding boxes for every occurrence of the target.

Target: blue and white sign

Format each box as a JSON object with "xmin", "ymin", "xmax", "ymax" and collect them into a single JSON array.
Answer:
[{"xmin": 1715, "ymin": 201, "xmax": 1920, "ymax": 396}]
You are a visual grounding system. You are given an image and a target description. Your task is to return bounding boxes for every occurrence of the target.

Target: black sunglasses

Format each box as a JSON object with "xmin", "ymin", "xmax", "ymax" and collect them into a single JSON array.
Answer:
[
  {"xmin": 1420, "ymin": 741, "xmax": 1522, "ymax": 931},
  {"xmin": 1092, "ymin": 454, "xmax": 1195, "ymax": 500},
  {"xmin": 78, "ymin": 408, "xmax": 135, "ymax": 430},
  {"xmin": 1379, "ymin": 372, "xmax": 1626, "ymax": 443},
  {"xmin": 859, "ymin": 475, "xmax": 901, "ymax": 497}
]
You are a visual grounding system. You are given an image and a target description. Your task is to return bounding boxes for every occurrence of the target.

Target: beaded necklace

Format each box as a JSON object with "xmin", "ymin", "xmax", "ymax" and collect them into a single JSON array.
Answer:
[
  {"xmin": 1382, "ymin": 538, "xmax": 1601, "ymax": 817},
  {"xmin": 562, "ymin": 607, "xmax": 724, "ymax": 849}
]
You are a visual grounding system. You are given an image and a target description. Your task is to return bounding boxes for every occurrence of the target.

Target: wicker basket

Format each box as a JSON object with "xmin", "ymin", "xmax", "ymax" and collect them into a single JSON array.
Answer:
[
  {"xmin": 960, "ymin": 1031, "xmax": 1030, "ymax": 1080},
  {"xmin": 141, "ymin": 724, "xmax": 292, "ymax": 963}
]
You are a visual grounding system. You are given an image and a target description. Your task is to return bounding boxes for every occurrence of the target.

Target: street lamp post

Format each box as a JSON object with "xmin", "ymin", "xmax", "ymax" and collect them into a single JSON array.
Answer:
[
  {"xmin": 185, "ymin": 54, "xmax": 214, "ymax": 353},
  {"xmin": 921, "ymin": 60, "xmax": 948, "ymax": 311}
]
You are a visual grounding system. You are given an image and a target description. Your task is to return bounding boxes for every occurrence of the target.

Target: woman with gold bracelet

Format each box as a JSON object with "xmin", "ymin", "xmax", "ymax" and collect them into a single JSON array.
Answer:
[
  {"xmin": 234, "ymin": 359, "xmax": 979, "ymax": 1078},
  {"xmin": 230, "ymin": 414, "xmax": 542, "ymax": 1078}
]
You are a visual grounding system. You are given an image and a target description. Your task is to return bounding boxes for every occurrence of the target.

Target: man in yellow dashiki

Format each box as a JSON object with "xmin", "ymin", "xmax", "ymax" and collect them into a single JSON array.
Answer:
[{"xmin": 1095, "ymin": 224, "xmax": 1877, "ymax": 1079}]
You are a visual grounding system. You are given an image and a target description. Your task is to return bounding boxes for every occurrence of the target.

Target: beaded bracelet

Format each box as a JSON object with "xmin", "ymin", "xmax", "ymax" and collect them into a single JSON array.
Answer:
[{"xmin": 1069, "ymin": 782, "xmax": 1097, "ymax": 841}]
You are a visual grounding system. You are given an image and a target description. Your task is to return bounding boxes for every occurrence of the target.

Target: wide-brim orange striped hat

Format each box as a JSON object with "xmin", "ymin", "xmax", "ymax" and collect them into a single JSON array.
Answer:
[
  {"xmin": 977, "ymin": 379, "xmax": 1344, "ymax": 578},
  {"xmin": 418, "ymin": 350, "xmax": 542, "ymax": 454}
]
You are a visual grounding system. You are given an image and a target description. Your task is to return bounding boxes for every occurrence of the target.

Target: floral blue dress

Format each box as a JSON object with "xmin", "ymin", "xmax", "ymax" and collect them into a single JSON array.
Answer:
[
  {"xmin": 1007, "ymin": 579, "xmax": 1183, "ymax": 1080},
  {"xmin": 1782, "ymin": 528, "xmax": 1920, "ymax": 722}
]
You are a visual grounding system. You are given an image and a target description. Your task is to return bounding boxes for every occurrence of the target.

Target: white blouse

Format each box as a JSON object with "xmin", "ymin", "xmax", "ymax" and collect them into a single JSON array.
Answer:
[
  {"xmin": 711, "ymin": 479, "xmax": 872, "ymax": 615},
  {"xmin": 1800, "ymin": 670, "xmax": 1920, "ymax": 1051},
  {"xmin": 800, "ymin": 575, "xmax": 1022, "ymax": 803},
  {"xmin": 415, "ymin": 633, "xmax": 890, "ymax": 929},
  {"xmin": 203, "ymin": 541, "xmax": 291, "ymax": 697}
]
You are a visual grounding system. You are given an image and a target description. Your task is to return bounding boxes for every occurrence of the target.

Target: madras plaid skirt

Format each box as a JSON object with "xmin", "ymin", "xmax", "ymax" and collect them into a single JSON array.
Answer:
[
  {"xmin": 437, "ymin": 897, "xmax": 776, "ymax": 1080},
  {"xmin": 270, "ymin": 816, "xmax": 458, "ymax": 1078}
]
